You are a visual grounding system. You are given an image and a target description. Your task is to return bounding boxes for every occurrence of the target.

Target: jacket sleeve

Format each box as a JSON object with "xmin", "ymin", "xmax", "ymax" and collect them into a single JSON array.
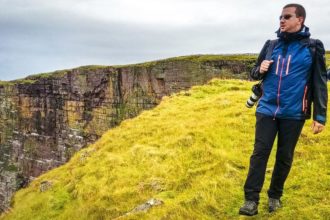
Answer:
[
  {"xmin": 250, "ymin": 40, "xmax": 271, "ymax": 80},
  {"xmin": 312, "ymin": 39, "xmax": 328, "ymax": 125}
]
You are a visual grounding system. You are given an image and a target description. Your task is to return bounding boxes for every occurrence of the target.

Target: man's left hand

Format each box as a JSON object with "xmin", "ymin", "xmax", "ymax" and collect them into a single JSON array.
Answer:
[{"xmin": 311, "ymin": 121, "xmax": 325, "ymax": 134}]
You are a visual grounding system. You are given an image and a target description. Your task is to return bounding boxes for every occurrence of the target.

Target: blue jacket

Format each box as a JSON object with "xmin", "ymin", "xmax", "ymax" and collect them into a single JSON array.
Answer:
[{"xmin": 250, "ymin": 26, "xmax": 328, "ymax": 124}]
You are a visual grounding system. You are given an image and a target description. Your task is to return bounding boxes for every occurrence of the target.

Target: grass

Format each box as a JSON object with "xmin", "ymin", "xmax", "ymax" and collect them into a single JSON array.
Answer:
[
  {"xmin": 113, "ymin": 54, "xmax": 257, "ymax": 68},
  {"xmin": 0, "ymin": 66, "xmax": 109, "ymax": 85},
  {"xmin": 1, "ymin": 79, "xmax": 330, "ymax": 220},
  {"xmin": 326, "ymin": 52, "xmax": 330, "ymax": 69},
  {"xmin": 0, "ymin": 81, "xmax": 12, "ymax": 86}
]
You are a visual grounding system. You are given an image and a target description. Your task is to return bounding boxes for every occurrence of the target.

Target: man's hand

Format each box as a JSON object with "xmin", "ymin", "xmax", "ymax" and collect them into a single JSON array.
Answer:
[
  {"xmin": 311, "ymin": 121, "xmax": 325, "ymax": 134},
  {"xmin": 260, "ymin": 60, "xmax": 274, "ymax": 74}
]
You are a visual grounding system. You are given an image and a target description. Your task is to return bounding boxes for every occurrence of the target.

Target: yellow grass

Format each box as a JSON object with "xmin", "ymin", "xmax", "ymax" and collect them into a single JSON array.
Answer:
[{"xmin": 1, "ymin": 79, "xmax": 329, "ymax": 219}]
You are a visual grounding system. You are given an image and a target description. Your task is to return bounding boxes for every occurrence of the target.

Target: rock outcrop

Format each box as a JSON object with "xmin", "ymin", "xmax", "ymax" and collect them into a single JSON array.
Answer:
[{"xmin": 0, "ymin": 55, "xmax": 255, "ymax": 211}]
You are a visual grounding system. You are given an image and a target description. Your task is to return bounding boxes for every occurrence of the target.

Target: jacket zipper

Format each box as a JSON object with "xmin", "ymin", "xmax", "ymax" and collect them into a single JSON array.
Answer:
[{"xmin": 274, "ymin": 57, "xmax": 285, "ymax": 119}]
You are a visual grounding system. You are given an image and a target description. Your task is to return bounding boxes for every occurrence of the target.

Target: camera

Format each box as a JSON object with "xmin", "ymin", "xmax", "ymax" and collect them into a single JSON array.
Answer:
[{"xmin": 246, "ymin": 83, "xmax": 263, "ymax": 108}]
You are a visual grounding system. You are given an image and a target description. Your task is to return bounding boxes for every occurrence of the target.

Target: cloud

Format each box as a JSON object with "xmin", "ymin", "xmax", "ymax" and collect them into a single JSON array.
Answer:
[{"xmin": 0, "ymin": 0, "xmax": 329, "ymax": 80}]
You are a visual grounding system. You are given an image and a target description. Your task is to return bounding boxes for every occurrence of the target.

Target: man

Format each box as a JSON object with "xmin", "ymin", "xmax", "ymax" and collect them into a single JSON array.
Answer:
[{"xmin": 239, "ymin": 4, "xmax": 328, "ymax": 216}]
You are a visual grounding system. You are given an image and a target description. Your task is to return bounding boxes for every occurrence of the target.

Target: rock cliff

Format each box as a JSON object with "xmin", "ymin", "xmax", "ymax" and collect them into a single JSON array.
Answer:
[{"xmin": 0, "ymin": 55, "xmax": 255, "ymax": 211}]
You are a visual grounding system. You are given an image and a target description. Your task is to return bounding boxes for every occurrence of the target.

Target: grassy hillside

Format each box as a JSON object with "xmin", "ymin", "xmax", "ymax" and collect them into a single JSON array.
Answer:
[{"xmin": 1, "ymin": 79, "xmax": 329, "ymax": 219}]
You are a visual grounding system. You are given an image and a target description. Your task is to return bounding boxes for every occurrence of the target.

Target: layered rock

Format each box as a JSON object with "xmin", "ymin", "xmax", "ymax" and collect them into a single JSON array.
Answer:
[{"xmin": 0, "ymin": 55, "xmax": 255, "ymax": 211}]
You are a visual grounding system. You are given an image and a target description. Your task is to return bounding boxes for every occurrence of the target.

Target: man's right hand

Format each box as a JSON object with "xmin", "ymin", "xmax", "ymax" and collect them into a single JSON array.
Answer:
[
  {"xmin": 311, "ymin": 121, "xmax": 325, "ymax": 134},
  {"xmin": 259, "ymin": 60, "xmax": 274, "ymax": 74}
]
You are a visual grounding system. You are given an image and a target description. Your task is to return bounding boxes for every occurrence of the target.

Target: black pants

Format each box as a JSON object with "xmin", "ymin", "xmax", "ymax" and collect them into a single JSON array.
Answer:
[{"xmin": 244, "ymin": 113, "xmax": 305, "ymax": 202}]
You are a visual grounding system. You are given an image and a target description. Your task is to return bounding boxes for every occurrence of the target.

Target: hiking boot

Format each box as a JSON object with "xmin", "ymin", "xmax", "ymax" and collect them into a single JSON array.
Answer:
[
  {"xmin": 268, "ymin": 197, "xmax": 282, "ymax": 213},
  {"xmin": 239, "ymin": 200, "xmax": 258, "ymax": 216}
]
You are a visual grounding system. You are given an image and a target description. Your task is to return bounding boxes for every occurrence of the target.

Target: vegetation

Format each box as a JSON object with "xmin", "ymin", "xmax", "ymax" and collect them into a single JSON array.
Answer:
[
  {"xmin": 114, "ymin": 54, "xmax": 257, "ymax": 68},
  {"xmin": 326, "ymin": 52, "xmax": 330, "ymax": 68},
  {"xmin": 1, "ymin": 79, "xmax": 329, "ymax": 220},
  {"xmin": 76, "ymin": 65, "xmax": 109, "ymax": 72},
  {"xmin": 0, "ymin": 81, "xmax": 18, "ymax": 86},
  {"xmin": 25, "ymin": 70, "xmax": 69, "ymax": 80}
]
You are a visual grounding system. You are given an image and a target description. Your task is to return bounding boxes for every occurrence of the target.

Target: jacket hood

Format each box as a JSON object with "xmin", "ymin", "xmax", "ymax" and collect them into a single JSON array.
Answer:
[{"xmin": 276, "ymin": 25, "xmax": 311, "ymax": 42}]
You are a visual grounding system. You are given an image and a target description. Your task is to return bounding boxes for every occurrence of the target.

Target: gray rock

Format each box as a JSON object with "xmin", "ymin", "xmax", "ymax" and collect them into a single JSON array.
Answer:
[{"xmin": 40, "ymin": 180, "xmax": 52, "ymax": 192}]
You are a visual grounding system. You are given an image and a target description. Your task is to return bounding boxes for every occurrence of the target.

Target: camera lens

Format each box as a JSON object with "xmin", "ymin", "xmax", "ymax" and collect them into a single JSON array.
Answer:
[{"xmin": 246, "ymin": 84, "xmax": 262, "ymax": 108}]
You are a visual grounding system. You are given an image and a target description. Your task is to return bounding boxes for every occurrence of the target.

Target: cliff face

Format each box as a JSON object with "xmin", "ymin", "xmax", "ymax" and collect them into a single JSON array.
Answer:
[{"xmin": 0, "ymin": 56, "xmax": 254, "ymax": 210}]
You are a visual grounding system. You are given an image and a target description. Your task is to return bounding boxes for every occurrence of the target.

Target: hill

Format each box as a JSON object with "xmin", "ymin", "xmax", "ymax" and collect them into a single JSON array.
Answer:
[
  {"xmin": 0, "ymin": 54, "xmax": 256, "ymax": 211},
  {"xmin": 1, "ymin": 79, "xmax": 330, "ymax": 219}
]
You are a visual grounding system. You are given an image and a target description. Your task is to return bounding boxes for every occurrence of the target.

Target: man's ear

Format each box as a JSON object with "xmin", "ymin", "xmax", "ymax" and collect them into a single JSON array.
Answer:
[{"xmin": 298, "ymin": 16, "xmax": 304, "ymax": 25}]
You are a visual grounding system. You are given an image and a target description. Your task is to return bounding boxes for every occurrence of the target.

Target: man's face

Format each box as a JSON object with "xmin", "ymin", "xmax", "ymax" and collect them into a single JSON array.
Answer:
[{"xmin": 279, "ymin": 7, "xmax": 303, "ymax": 33}]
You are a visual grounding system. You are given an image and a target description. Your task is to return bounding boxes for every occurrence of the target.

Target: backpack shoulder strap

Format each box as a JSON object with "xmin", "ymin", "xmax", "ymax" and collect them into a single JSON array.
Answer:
[
  {"xmin": 309, "ymin": 38, "xmax": 317, "ymax": 60},
  {"xmin": 258, "ymin": 39, "xmax": 278, "ymax": 83},
  {"xmin": 265, "ymin": 39, "xmax": 278, "ymax": 60}
]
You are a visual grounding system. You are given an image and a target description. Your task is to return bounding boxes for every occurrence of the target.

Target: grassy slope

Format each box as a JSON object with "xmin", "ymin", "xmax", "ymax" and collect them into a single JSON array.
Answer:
[{"xmin": 1, "ymin": 79, "xmax": 330, "ymax": 220}]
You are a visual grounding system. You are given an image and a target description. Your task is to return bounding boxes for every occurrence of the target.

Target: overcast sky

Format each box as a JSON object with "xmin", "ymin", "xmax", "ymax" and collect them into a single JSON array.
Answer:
[{"xmin": 1, "ymin": 0, "xmax": 329, "ymax": 80}]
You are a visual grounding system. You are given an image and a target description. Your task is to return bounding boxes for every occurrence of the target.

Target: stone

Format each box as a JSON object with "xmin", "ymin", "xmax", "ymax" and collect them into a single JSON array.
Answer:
[
  {"xmin": 130, "ymin": 198, "xmax": 164, "ymax": 213},
  {"xmin": 40, "ymin": 180, "xmax": 52, "ymax": 192}
]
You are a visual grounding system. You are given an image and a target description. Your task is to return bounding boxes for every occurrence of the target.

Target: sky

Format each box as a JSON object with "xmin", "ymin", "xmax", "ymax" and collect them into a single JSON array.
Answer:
[{"xmin": 1, "ymin": 0, "xmax": 329, "ymax": 80}]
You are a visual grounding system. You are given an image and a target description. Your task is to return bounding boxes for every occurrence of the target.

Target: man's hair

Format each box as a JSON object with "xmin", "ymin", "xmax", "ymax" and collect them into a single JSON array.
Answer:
[{"xmin": 283, "ymin": 3, "xmax": 306, "ymax": 24}]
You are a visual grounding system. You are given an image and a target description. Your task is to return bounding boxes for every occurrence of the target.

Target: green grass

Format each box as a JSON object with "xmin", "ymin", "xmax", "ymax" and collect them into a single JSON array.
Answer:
[
  {"xmin": 0, "ymin": 66, "xmax": 108, "ymax": 85},
  {"xmin": 25, "ymin": 65, "xmax": 110, "ymax": 80},
  {"xmin": 114, "ymin": 54, "xmax": 257, "ymax": 68},
  {"xmin": 0, "ymin": 81, "xmax": 12, "ymax": 86},
  {"xmin": 326, "ymin": 52, "xmax": 330, "ymax": 69},
  {"xmin": 1, "ymin": 79, "xmax": 330, "ymax": 220}
]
